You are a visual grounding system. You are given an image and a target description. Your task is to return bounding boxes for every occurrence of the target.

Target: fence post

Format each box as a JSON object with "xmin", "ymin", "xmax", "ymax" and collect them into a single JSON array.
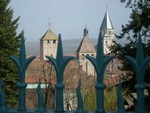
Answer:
[
  {"xmin": 10, "ymin": 34, "xmax": 36, "ymax": 111},
  {"xmin": 86, "ymin": 33, "xmax": 113, "ymax": 113},
  {"xmin": 76, "ymin": 79, "xmax": 84, "ymax": 113},
  {"xmin": 125, "ymin": 34, "xmax": 150, "ymax": 113},
  {"xmin": 46, "ymin": 34, "xmax": 75, "ymax": 112}
]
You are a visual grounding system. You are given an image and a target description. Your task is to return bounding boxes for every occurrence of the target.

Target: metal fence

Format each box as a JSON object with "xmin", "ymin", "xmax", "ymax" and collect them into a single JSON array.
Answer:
[{"xmin": 0, "ymin": 33, "xmax": 150, "ymax": 113}]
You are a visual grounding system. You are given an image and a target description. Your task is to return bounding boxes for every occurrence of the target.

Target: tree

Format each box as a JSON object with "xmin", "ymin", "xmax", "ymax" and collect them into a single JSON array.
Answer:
[
  {"xmin": 0, "ymin": 0, "xmax": 20, "ymax": 107},
  {"xmin": 110, "ymin": 0, "xmax": 150, "ymax": 109},
  {"xmin": 111, "ymin": 0, "xmax": 150, "ymax": 86}
]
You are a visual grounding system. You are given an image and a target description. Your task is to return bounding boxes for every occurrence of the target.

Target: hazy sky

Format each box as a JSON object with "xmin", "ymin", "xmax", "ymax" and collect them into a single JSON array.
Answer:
[{"xmin": 10, "ymin": 0, "xmax": 131, "ymax": 42}]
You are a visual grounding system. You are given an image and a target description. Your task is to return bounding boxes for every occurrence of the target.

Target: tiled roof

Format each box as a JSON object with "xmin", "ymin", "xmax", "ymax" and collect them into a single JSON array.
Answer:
[
  {"xmin": 25, "ymin": 75, "xmax": 52, "ymax": 84},
  {"xmin": 76, "ymin": 36, "xmax": 96, "ymax": 53},
  {"xmin": 40, "ymin": 29, "xmax": 58, "ymax": 40}
]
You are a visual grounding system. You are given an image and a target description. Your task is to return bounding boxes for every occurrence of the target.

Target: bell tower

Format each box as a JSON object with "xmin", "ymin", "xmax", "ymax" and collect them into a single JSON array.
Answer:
[
  {"xmin": 99, "ymin": 10, "xmax": 115, "ymax": 55},
  {"xmin": 40, "ymin": 28, "xmax": 58, "ymax": 61}
]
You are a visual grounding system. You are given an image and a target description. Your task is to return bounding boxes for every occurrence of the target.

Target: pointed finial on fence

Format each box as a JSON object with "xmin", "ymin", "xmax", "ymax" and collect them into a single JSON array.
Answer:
[
  {"xmin": 10, "ymin": 32, "xmax": 36, "ymax": 111},
  {"xmin": 76, "ymin": 79, "xmax": 84, "ymax": 113},
  {"xmin": 0, "ymin": 78, "xmax": 7, "ymax": 111},
  {"xmin": 117, "ymin": 81, "xmax": 125, "ymax": 113},
  {"xmin": 36, "ymin": 80, "xmax": 46, "ymax": 113}
]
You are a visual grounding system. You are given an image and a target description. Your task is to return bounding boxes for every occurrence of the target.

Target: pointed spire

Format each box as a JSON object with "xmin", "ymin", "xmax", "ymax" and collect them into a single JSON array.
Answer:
[{"xmin": 100, "ymin": 10, "xmax": 114, "ymax": 31}]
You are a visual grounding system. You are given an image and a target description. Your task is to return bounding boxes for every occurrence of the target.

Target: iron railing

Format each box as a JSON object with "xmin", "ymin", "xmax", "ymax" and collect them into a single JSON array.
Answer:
[{"xmin": 0, "ymin": 33, "xmax": 150, "ymax": 113}]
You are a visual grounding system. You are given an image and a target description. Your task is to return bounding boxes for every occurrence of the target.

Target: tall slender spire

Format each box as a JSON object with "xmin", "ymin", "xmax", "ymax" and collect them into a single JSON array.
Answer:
[{"xmin": 100, "ymin": 10, "xmax": 114, "ymax": 31}]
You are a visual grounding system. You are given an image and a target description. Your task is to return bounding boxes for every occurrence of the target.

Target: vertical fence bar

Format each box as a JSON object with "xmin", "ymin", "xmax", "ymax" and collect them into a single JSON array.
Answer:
[
  {"xmin": 95, "ymin": 84, "xmax": 105, "ymax": 113},
  {"xmin": 46, "ymin": 34, "xmax": 74, "ymax": 112},
  {"xmin": 10, "ymin": 34, "xmax": 36, "ymax": 111},
  {"xmin": 76, "ymin": 79, "xmax": 84, "ymax": 113},
  {"xmin": 117, "ymin": 82, "xmax": 125, "ymax": 113},
  {"xmin": 0, "ymin": 79, "xmax": 7, "ymax": 112},
  {"xmin": 125, "ymin": 34, "xmax": 150, "ymax": 113},
  {"xmin": 36, "ymin": 81, "xmax": 45, "ymax": 112},
  {"xmin": 86, "ymin": 33, "xmax": 113, "ymax": 113},
  {"xmin": 17, "ymin": 83, "xmax": 27, "ymax": 111},
  {"xmin": 135, "ymin": 84, "xmax": 145, "ymax": 113}
]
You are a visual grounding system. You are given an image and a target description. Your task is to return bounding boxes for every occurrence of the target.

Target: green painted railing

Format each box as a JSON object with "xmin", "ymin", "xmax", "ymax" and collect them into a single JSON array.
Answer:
[{"xmin": 0, "ymin": 33, "xmax": 150, "ymax": 113}]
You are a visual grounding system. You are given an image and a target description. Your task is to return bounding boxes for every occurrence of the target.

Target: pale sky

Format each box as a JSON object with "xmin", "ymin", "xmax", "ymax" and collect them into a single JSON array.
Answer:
[{"xmin": 10, "ymin": 0, "xmax": 131, "ymax": 42}]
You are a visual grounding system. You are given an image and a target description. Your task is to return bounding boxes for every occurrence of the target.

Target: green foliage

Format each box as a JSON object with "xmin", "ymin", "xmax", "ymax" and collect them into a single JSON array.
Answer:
[
  {"xmin": 104, "ymin": 87, "xmax": 117, "ymax": 111},
  {"xmin": 83, "ymin": 87, "xmax": 118, "ymax": 111},
  {"xmin": 119, "ymin": 0, "xmax": 150, "ymax": 38},
  {"xmin": 0, "ymin": 0, "xmax": 20, "ymax": 107},
  {"xmin": 110, "ymin": 0, "xmax": 150, "ymax": 91},
  {"xmin": 83, "ymin": 88, "xmax": 96, "ymax": 111}
]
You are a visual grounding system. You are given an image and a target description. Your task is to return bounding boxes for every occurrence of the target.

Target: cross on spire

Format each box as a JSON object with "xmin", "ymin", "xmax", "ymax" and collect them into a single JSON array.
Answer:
[
  {"xmin": 106, "ymin": 4, "xmax": 108, "ymax": 11},
  {"xmin": 48, "ymin": 18, "xmax": 50, "ymax": 29}
]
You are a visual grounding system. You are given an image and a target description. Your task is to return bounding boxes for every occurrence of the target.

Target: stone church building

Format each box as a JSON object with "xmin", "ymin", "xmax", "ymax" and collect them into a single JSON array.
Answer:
[
  {"xmin": 39, "ymin": 10, "xmax": 116, "ymax": 76},
  {"xmin": 76, "ymin": 10, "xmax": 116, "ymax": 75},
  {"xmin": 76, "ymin": 26, "xmax": 96, "ymax": 76},
  {"xmin": 25, "ymin": 10, "xmax": 127, "ymax": 110}
]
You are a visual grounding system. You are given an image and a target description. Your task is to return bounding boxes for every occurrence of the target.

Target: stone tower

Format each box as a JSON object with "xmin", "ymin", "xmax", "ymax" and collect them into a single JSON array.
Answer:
[
  {"xmin": 99, "ymin": 10, "xmax": 116, "ymax": 75},
  {"xmin": 40, "ymin": 28, "xmax": 58, "ymax": 60},
  {"xmin": 76, "ymin": 26, "xmax": 96, "ymax": 75},
  {"xmin": 99, "ymin": 10, "xmax": 115, "ymax": 55}
]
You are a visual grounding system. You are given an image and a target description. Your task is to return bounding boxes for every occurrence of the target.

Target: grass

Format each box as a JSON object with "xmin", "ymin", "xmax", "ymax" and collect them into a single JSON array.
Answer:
[{"xmin": 83, "ymin": 86, "xmax": 118, "ymax": 111}]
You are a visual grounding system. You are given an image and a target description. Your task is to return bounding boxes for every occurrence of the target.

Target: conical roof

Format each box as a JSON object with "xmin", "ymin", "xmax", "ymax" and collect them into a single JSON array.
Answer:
[
  {"xmin": 40, "ymin": 29, "xmax": 58, "ymax": 40},
  {"xmin": 100, "ymin": 11, "xmax": 114, "ymax": 31},
  {"xmin": 77, "ymin": 36, "xmax": 96, "ymax": 53}
]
